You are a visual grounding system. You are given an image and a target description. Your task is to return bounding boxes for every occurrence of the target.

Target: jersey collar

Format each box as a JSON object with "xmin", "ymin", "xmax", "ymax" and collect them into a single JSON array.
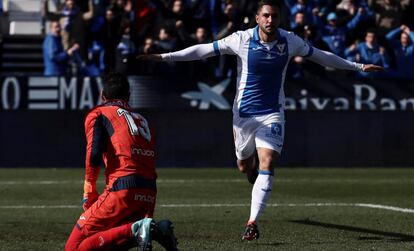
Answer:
[
  {"xmin": 253, "ymin": 25, "xmax": 280, "ymax": 43},
  {"xmin": 103, "ymin": 99, "xmax": 130, "ymax": 109}
]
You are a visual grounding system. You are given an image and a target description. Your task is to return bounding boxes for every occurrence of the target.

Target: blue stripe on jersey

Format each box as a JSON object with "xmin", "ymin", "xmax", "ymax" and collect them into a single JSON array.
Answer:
[
  {"xmin": 213, "ymin": 41, "xmax": 220, "ymax": 55},
  {"xmin": 253, "ymin": 26, "xmax": 260, "ymax": 41},
  {"xmin": 304, "ymin": 45, "xmax": 313, "ymax": 57},
  {"xmin": 239, "ymin": 27, "xmax": 289, "ymax": 117},
  {"xmin": 90, "ymin": 115, "xmax": 111, "ymax": 166}
]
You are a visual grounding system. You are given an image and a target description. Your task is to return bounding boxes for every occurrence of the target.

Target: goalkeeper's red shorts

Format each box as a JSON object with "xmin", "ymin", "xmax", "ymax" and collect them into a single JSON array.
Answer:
[{"xmin": 76, "ymin": 176, "xmax": 157, "ymax": 237}]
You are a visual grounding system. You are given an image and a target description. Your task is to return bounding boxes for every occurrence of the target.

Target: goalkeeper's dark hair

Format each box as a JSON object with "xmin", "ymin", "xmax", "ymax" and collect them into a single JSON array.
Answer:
[
  {"xmin": 102, "ymin": 72, "xmax": 130, "ymax": 101},
  {"xmin": 257, "ymin": 0, "xmax": 281, "ymax": 13}
]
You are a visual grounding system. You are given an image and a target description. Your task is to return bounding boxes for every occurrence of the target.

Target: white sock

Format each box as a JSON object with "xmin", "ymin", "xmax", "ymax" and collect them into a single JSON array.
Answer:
[{"xmin": 248, "ymin": 171, "xmax": 274, "ymax": 224}]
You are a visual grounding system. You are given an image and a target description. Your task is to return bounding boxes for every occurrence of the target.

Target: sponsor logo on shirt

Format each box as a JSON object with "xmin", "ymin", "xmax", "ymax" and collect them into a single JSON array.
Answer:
[
  {"xmin": 134, "ymin": 194, "xmax": 155, "ymax": 203},
  {"xmin": 252, "ymin": 46, "xmax": 264, "ymax": 51},
  {"xmin": 131, "ymin": 147, "xmax": 155, "ymax": 157}
]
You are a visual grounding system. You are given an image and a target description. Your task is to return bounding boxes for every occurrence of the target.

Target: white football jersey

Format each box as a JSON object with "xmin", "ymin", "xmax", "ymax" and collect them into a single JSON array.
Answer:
[{"xmin": 213, "ymin": 26, "xmax": 313, "ymax": 117}]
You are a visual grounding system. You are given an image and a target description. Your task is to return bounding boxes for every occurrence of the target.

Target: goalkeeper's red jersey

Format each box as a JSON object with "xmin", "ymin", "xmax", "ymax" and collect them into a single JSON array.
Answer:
[{"xmin": 84, "ymin": 100, "xmax": 156, "ymax": 190}]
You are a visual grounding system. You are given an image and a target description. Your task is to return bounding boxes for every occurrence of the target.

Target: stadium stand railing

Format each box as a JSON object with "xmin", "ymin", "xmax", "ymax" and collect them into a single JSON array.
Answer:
[
  {"xmin": 3, "ymin": 0, "xmax": 43, "ymax": 35},
  {"xmin": 1, "ymin": 35, "xmax": 43, "ymax": 75},
  {"xmin": 0, "ymin": 0, "xmax": 45, "ymax": 75}
]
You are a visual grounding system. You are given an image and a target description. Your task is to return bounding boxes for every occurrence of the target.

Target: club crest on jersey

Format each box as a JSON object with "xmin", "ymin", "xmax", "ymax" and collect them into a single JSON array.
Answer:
[{"xmin": 276, "ymin": 43, "xmax": 286, "ymax": 55}]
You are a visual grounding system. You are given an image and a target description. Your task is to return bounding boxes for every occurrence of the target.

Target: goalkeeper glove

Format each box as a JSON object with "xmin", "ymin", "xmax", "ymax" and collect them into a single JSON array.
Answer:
[
  {"xmin": 82, "ymin": 180, "xmax": 99, "ymax": 211},
  {"xmin": 82, "ymin": 191, "xmax": 98, "ymax": 211}
]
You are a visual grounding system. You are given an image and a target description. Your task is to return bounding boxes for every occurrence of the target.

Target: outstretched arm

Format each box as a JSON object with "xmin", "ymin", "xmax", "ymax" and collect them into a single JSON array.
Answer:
[
  {"xmin": 307, "ymin": 47, "xmax": 384, "ymax": 72},
  {"xmin": 137, "ymin": 43, "xmax": 217, "ymax": 62},
  {"xmin": 138, "ymin": 31, "xmax": 240, "ymax": 61}
]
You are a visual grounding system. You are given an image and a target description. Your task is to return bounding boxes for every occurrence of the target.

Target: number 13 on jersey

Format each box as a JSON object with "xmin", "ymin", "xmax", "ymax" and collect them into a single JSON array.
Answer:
[{"xmin": 117, "ymin": 108, "xmax": 151, "ymax": 142}]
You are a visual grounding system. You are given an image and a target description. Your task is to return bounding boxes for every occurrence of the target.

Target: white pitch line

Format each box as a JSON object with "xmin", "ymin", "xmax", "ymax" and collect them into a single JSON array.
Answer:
[
  {"xmin": 0, "ymin": 181, "xmax": 76, "ymax": 185},
  {"xmin": 0, "ymin": 205, "xmax": 79, "ymax": 209},
  {"xmin": 355, "ymin": 203, "xmax": 414, "ymax": 214},
  {"xmin": 1, "ymin": 178, "xmax": 414, "ymax": 185},
  {"xmin": 1, "ymin": 203, "xmax": 414, "ymax": 214}
]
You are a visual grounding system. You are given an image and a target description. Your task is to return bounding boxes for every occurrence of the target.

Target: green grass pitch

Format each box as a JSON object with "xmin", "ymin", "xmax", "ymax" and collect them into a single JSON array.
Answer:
[{"xmin": 0, "ymin": 168, "xmax": 414, "ymax": 250}]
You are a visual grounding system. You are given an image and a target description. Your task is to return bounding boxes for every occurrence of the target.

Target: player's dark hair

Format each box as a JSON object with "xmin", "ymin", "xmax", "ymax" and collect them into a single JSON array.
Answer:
[
  {"xmin": 102, "ymin": 72, "xmax": 130, "ymax": 101},
  {"xmin": 257, "ymin": 0, "xmax": 280, "ymax": 13}
]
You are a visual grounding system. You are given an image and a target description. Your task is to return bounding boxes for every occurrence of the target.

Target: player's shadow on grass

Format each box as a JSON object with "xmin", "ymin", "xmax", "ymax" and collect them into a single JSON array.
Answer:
[{"xmin": 290, "ymin": 219, "xmax": 414, "ymax": 242}]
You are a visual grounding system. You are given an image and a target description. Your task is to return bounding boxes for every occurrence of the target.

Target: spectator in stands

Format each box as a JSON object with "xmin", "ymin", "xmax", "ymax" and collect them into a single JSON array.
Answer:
[
  {"xmin": 216, "ymin": 2, "xmax": 239, "ymax": 40},
  {"xmin": 189, "ymin": 26, "xmax": 217, "ymax": 81},
  {"xmin": 155, "ymin": 27, "xmax": 178, "ymax": 53},
  {"xmin": 192, "ymin": 27, "xmax": 211, "ymax": 45},
  {"xmin": 134, "ymin": 0, "xmax": 157, "ymax": 43},
  {"xmin": 284, "ymin": 0, "xmax": 319, "ymax": 29},
  {"xmin": 175, "ymin": 18, "xmax": 210, "ymax": 47},
  {"xmin": 42, "ymin": 0, "xmax": 94, "ymax": 60},
  {"xmin": 318, "ymin": 8, "xmax": 365, "ymax": 57},
  {"xmin": 369, "ymin": 0, "xmax": 404, "ymax": 37},
  {"xmin": 311, "ymin": 0, "xmax": 336, "ymax": 17},
  {"xmin": 151, "ymin": 0, "xmax": 206, "ymax": 37},
  {"xmin": 213, "ymin": 2, "xmax": 240, "ymax": 79},
  {"xmin": 337, "ymin": 0, "xmax": 357, "ymax": 15},
  {"xmin": 43, "ymin": 21, "xmax": 79, "ymax": 76},
  {"xmin": 189, "ymin": 0, "xmax": 213, "ymax": 32},
  {"xmin": 140, "ymin": 37, "xmax": 156, "ymax": 55},
  {"xmin": 136, "ymin": 37, "xmax": 158, "ymax": 75},
  {"xmin": 105, "ymin": 0, "xmax": 134, "ymax": 49},
  {"xmin": 149, "ymin": 26, "xmax": 182, "ymax": 76},
  {"xmin": 290, "ymin": 7, "xmax": 321, "ymax": 30},
  {"xmin": 115, "ymin": 20, "xmax": 137, "ymax": 75},
  {"xmin": 109, "ymin": 0, "xmax": 133, "ymax": 21},
  {"xmin": 290, "ymin": 24, "xmax": 328, "ymax": 79},
  {"xmin": 88, "ymin": 0, "xmax": 107, "ymax": 38},
  {"xmin": 291, "ymin": 11, "xmax": 307, "ymax": 30},
  {"xmin": 345, "ymin": 29, "xmax": 390, "ymax": 78},
  {"xmin": 208, "ymin": 0, "xmax": 226, "ymax": 37},
  {"xmin": 173, "ymin": 20, "xmax": 192, "ymax": 47},
  {"xmin": 385, "ymin": 25, "xmax": 414, "ymax": 79},
  {"xmin": 336, "ymin": 0, "xmax": 375, "ymax": 40},
  {"xmin": 238, "ymin": 0, "xmax": 262, "ymax": 30},
  {"xmin": 82, "ymin": 40, "xmax": 104, "ymax": 76},
  {"xmin": 337, "ymin": 0, "xmax": 374, "ymax": 18},
  {"xmin": 101, "ymin": 8, "xmax": 123, "ymax": 72}
]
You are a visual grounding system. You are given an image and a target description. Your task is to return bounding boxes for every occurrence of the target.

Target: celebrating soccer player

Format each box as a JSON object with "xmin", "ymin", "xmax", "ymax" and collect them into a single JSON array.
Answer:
[
  {"xmin": 65, "ymin": 72, "xmax": 178, "ymax": 251},
  {"xmin": 138, "ymin": 0, "xmax": 383, "ymax": 241}
]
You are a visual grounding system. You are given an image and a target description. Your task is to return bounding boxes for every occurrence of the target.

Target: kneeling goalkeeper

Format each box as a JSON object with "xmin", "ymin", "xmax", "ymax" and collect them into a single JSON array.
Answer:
[{"xmin": 65, "ymin": 72, "xmax": 178, "ymax": 251}]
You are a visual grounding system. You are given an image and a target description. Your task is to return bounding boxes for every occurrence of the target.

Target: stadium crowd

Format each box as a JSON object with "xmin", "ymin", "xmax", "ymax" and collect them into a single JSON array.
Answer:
[{"xmin": 41, "ymin": 0, "xmax": 414, "ymax": 80}]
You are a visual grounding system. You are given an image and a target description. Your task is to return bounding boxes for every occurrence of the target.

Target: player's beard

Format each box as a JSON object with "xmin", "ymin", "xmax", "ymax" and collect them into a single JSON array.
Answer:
[{"xmin": 260, "ymin": 25, "xmax": 276, "ymax": 36}]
